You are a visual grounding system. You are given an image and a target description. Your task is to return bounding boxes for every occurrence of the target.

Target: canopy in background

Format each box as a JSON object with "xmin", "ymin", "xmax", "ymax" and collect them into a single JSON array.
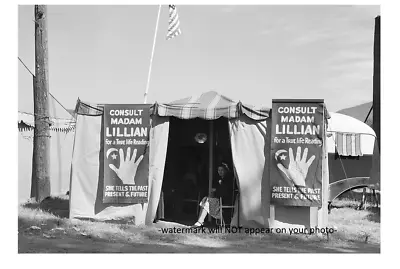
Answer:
[{"xmin": 18, "ymin": 96, "xmax": 76, "ymax": 203}]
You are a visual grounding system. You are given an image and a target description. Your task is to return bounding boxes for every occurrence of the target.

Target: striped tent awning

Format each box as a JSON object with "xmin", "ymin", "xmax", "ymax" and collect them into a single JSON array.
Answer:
[
  {"xmin": 335, "ymin": 132, "xmax": 363, "ymax": 156},
  {"xmin": 75, "ymin": 91, "xmax": 270, "ymax": 121},
  {"xmin": 18, "ymin": 112, "xmax": 76, "ymax": 134},
  {"xmin": 157, "ymin": 91, "xmax": 270, "ymax": 120}
]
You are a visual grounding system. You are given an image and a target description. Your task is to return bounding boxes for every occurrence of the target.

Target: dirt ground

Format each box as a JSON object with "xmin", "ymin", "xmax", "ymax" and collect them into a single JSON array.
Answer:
[
  {"xmin": 18, "ymin": 218, "xmax": 380, "ymax": 253},
  {"xmin": 18, "ymin": 196, "xmax": 380, "ymax": 253},
  {"xmin": 18, "ymin": 232, "xmax": 379, "ymax": 253}
]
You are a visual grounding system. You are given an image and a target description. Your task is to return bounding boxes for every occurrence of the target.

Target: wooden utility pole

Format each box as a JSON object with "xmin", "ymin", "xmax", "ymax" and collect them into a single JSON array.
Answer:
[
  {"xmin": 373, "ymin": 16, "xmax": 380, "ymax": 149},
  {"xmin": 31, "ymin": 5, "xmax": 51, "ymax": 202}
]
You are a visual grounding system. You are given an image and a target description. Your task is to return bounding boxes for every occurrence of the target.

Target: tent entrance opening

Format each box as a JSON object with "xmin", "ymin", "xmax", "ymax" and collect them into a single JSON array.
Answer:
[{"xmin": 160, "ymin": 117, "xmax": 235, "ymax": 225}]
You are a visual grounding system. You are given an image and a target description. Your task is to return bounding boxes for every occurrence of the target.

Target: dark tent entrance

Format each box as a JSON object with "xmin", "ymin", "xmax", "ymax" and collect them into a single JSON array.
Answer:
[{"xmin": 158, "ymin": 117, "xmax": 236, "ymax": 225}]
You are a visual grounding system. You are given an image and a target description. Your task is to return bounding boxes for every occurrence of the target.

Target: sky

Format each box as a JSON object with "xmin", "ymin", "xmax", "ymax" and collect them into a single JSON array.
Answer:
[{"xmin": 18, "ymin": 5, "xmax": 380, "ymax": 114}]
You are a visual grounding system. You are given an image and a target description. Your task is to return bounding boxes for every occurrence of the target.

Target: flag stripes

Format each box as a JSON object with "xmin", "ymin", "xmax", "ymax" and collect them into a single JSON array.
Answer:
[
  {"xmin": 335, "ymin": 132, "xmax": 363, "ymax": 156},
  {"xmin": 167, "ymin": 5, "xmax": 182, "ymax": 40}
]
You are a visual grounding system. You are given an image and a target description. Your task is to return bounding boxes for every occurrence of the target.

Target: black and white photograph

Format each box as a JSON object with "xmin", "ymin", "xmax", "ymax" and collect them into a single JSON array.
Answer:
[{"xmin": 13, "ymin": 2, "xmax": 388, "ymax": 257}]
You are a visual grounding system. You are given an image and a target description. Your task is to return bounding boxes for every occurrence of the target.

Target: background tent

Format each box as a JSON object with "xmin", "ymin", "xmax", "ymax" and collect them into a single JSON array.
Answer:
[
  {"xmin": 337, "ymin": 102, "xmax": 373, "ymax": 128},
  {"xmin": 326, "ymin": 112, "xmax": 379, "ymax": 201},
  {"xmin": 18, "ymin": 95, "xmax": 76, "ymax": 203},
  {"xmin": 69, "ymin": 91, "xmax": 330, "ymax": 228},
  {"xmin": 327, "ymin": 112, "xmax": 375, "ymax": 155}
]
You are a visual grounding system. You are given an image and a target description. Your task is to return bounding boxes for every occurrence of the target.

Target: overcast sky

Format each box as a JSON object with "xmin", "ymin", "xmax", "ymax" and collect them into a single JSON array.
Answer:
[{"xmin": 18, "ymin": 5, "xmax": 380, "ymax": 114}]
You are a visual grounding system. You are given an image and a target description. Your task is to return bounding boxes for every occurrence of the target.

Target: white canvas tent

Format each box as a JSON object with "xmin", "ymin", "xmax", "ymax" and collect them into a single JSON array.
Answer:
[
  {"xmin": 20, "ymin": 90, "xmax": 379, "ymax": 228},
  {"xmin": 18, "ymin": 96, "xmax": 76, "ymax": 203},
  {"xmin": 327, "ymin": 112, "xmax": 376, "ymax": 155},
  {"xmin": 69, "ymin": 91, "xmax": 330, "ymax": 228},
  {"xmin": 325, "ymin": 112, "xmax": 380, "ymax": 201}
]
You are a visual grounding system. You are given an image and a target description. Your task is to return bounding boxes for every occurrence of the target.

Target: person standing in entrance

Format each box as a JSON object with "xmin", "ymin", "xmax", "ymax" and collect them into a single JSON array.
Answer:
[{"xmin": 191, "ymin": 163, "xmax": 233, "ymax": 227}]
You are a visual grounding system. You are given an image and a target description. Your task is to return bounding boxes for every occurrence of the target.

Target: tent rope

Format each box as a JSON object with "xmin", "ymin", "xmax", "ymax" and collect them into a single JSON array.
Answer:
[
  {"xmin": 18, "ymin": 111, "xmax": 75, "ymax": 122},
  {"xmin": 58, "ymin": 116, "xmax": 75, "ymax": 152},
  {"xmin": 18, "ymin": 57, "xmax": 75, "ymax": 118},
  {"xmin": 365, "ymin": 105, "xmax": 373, "ymax": 123},
  {"xmin": 18, "ymin": 57, "xmax": 34, "ymax": 77}
]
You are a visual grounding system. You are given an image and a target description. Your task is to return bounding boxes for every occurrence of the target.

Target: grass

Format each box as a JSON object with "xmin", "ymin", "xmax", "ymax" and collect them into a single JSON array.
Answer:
[{"xmin": 18, "ymin": 195, "xmax": 380, "ymax": 253}]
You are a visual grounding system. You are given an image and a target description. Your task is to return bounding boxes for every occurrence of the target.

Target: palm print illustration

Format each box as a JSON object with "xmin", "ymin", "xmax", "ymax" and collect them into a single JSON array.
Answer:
[
  {"xmin": 109, "ymin": 147, "xmax": 144, "ymax": 185},
  {"xmin": 277, "ymin": 146, "xmax": 315, "ymax": 187}
]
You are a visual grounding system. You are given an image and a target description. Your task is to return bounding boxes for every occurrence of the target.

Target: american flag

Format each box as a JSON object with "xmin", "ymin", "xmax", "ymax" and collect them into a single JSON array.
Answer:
[
  {"xmin": 335, "ymin": 132, "xmax": 363, "ymax": 156},
  {"xmin": 166, "ymin": 5, "xmax": 182, "ymax": 40}
]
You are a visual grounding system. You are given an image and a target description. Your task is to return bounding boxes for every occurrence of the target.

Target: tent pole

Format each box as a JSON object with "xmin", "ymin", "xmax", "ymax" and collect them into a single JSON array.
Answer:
[
  {"xmin": 143, "ymin": 5, "xmax": 162, "ymax": 104},
  {"xmin": 318, "ymin": 107, "xmax": 329, "ymax": 228},
  {"xmin": 373, "ymin": 16, "xmax": 380, "ymax": 149},
  {"xmin": 208, "ymin": 120, "xmax": 214, "ymax": 222}
]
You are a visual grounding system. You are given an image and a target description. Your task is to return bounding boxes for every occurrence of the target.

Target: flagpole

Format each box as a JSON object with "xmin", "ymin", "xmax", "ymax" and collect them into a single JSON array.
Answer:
[{"xmin": 144, "ymin": 5, "xmax": 162, "ymax": 104}]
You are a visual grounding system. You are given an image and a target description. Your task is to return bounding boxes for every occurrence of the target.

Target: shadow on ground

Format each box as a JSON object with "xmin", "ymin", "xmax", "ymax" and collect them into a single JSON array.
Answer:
[
  {"xmin": 365, "ymin": 207, "xmax": 380, "ymax": 223},
  {"xmin": 22, "ymin": 196, "xmax": 70, "ymax": 219}
]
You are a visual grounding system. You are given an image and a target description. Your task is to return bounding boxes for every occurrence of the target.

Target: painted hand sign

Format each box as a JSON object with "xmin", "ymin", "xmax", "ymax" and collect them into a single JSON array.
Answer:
[
  {"xmin": 103, "ymin": 104, "xmax": 150, "ymax": 204},
  {"xmin": 270, "ymin": 100, "xmax": 324, "ymax": 207},
  {"xmin": 107, "ymin": 147, "xmax": 144, "ymax": 185},
  {"xmin": 277, "ymin": 147, "xmax": 315, "ymax": 187}
]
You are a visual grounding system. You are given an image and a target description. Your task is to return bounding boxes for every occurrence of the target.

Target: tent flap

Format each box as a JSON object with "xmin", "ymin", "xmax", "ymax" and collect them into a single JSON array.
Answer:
[
  {"xmin": 69, "ymin": 113, "xmax": 170, "ymax": 224},
  {"xmin": 70, "ymin": 114, "xmax": 146, "ymax": 221},
  {"xmin": 145, "ymin": 116, "xmax": 170, "ymax": 224},
  {"xmin": 229, "ymin": 115, "xmax": 269, "ymax": 227}
]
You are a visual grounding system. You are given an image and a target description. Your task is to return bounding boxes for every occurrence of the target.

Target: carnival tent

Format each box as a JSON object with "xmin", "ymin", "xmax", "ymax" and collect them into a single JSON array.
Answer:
[
  {"xmin": 326, "ymin": 112, "xmax": 380, "ymax": 201},
  {"xmin": 69, "ymin": 91, "xmax": 330, "ymax": 228},
  {"xmin": 18, "ymin": 96, "xmax": 76, "ymax": 203},
  {"xmin": 327, "ymin": 112, "xmax": 376, "ymax": 155}
]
